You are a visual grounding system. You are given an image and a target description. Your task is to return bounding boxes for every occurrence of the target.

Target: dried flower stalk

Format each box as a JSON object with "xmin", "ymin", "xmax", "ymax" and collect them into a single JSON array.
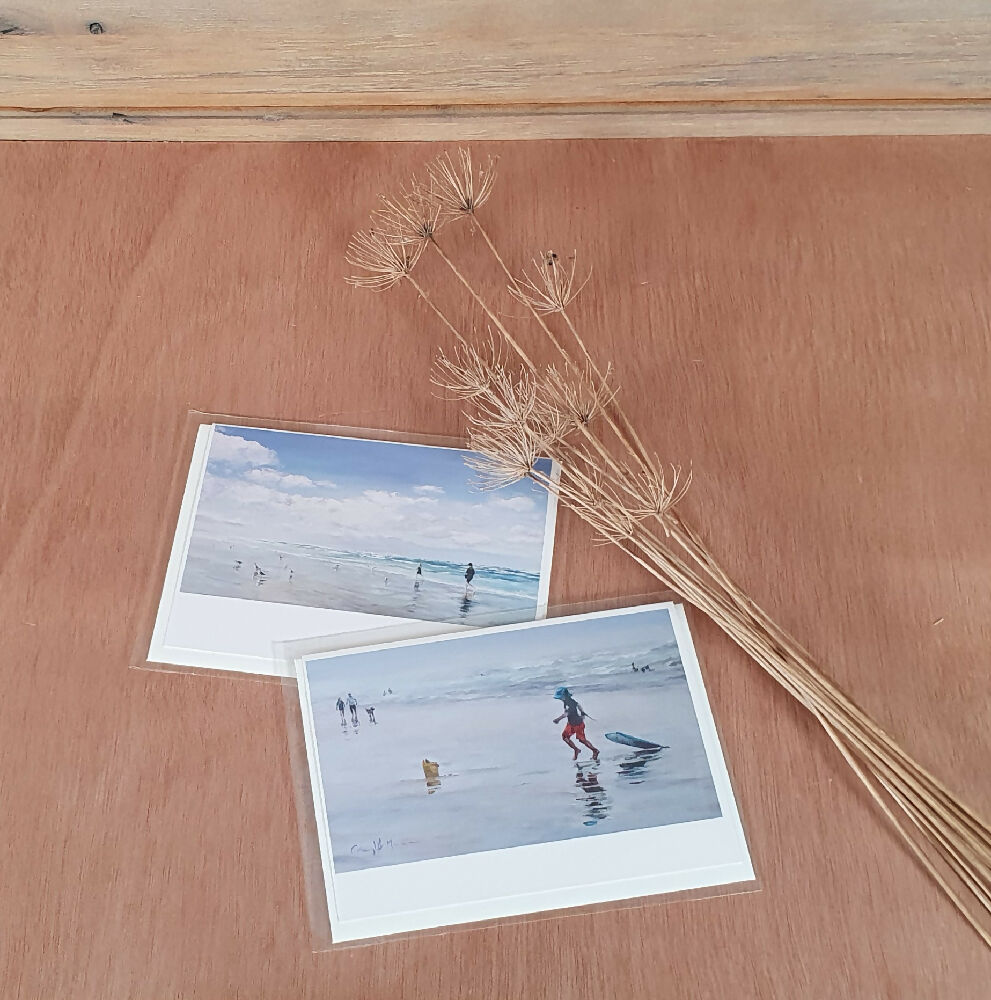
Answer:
[{"xmin": 347, "ymin": 148, "xmax": 991, "ymax": 948}]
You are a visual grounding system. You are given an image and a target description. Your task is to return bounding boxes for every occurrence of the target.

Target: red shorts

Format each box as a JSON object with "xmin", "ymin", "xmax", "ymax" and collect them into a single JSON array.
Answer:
[{"xmin": 563, "ymin": 722, "xmax": 586, "ymax": 740}]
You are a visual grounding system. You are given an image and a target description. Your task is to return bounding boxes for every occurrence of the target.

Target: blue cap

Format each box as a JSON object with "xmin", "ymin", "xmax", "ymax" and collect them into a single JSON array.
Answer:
[{"xmin": 554, "ymin": 686, "xmax": 571, "ymax": 700}]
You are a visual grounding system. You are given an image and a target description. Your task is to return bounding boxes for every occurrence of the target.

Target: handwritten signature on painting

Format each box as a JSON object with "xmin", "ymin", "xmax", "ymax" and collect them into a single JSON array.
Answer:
[{"xmin": 350, "ymin": 837, "xmax": 394, "ymax": 857}]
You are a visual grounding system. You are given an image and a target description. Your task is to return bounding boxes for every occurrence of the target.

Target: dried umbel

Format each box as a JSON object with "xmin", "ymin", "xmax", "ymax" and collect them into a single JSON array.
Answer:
[
  {"xmin": 373, "ymin": 183, "xmax": 443, "ymax": 246},
  {"xmin": 427, "ymin": 149, "xmax": 497, "ymax": 219},
  {"xmin": 345, "ymin": 229, "xmax": 424, "ymax": 290},
  {"xmin": 510, "ymin": 251, "xmax": 591, "ymax": 315},
  {"xmin": 465, "ymin": 420, "xmax": 542, "ymax": 491},
  {"xmin": 432, "ymin": 342, "xmax": 496, "ymax": 402},
  {"xmin": 540, "ymin": 362, "xmax": 615, "ymax": 431},
  {"xmin": 347, "ymin": 148, "xmax": 991, "ymax": 948}
]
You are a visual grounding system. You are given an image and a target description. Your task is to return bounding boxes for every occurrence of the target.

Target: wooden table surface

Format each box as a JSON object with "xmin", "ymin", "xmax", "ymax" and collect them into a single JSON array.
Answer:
[{"xmin": 3, "ymin": 139, "xmax": 991, "ymax": 998}]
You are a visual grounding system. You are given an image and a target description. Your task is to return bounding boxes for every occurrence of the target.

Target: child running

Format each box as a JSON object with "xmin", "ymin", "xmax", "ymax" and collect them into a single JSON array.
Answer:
[{"xmin": 553, "ymin": 686, "xmax": 600, "ymax": 761}]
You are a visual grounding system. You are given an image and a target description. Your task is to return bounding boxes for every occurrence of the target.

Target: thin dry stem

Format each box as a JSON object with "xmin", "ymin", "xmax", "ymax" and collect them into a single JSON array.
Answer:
[
  {"xmin": 404, "ymin": 272, "xmax": 467, "ymax": 348},
  {"xmin": 428, "ymin": 237, "xmax": 536, "ymax": 370},
  {"xmin": 473, "ymin": 223, "xmax": 573, "ymax": 365}
]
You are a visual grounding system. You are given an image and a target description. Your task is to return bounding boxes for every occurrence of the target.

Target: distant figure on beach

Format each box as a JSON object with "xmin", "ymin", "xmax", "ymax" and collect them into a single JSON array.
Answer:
[
  {"xmin": 388, "ymin": 687, "xmax": 393, "ymax": 695},
  {"xmin": 553, "ymin": 686, "xmax": 600, "ymax": 761},
  {"xmin": 464, "ymin": 562, "xmax": 475, "ymax": 595},
  {"xmin": 288, "ymin": 568, "xmax": 293, "ymax": 581},
  {"xmin": 234, "ymin": 560, "xmax": 242, "ymax": 570},
  {"xmin": 631, "ymin": 663, "xmax": 638, "ymax": 672},
  {"xmin": 365, "ymin": 706, "xmax": 376, "ymax": 724},
  {"xmin": 642, "ymin": 664, "xmax": 651, "ymax": 672},
  {"xmin": 414, "ymin": 563, "xmax": 422, "ymax": 590},
  {"xmin": 347, "ymin": 692, "xmax": 358, "ymax": 724},
  {"xmin": 336, "ymin": 697, "xmax": 346, "ymax": 724}
]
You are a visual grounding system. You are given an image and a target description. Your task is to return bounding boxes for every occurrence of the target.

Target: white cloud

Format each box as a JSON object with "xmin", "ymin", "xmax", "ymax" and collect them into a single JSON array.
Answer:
[
  {"xmin": 361, "ymin": 489, "xmax": 438, "ymax": 509},
  {"xmin": 413, "ymin": 485, "xmax": 445, "ymax": 495},
  {"xmin": 489, "ymin": 495, "xmax": 537, "ymax": 513},
  {"xmin": 244, "ymin": 468, "xmax": 330, "ymax": 491},
  {"xmin": 209, "ymin": 431, "xmax": 279, "ymax": 469}
]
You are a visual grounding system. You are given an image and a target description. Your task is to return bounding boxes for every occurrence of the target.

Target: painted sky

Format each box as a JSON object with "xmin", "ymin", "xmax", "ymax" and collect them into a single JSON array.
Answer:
[{"xmin": 190, "ymin": 426, "xmax": 554, "ymax": 571}]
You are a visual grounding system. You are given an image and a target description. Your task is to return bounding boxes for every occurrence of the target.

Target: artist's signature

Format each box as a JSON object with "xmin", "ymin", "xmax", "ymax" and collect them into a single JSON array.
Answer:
[{"xmin": 350, "ymin": 837, "xmax": 394, "ymax": 857}]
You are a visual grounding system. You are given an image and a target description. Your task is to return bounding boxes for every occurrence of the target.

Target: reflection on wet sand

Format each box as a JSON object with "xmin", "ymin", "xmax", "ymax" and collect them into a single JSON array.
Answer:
[
  {"xmin": 572, "ymin": 748, "xmax": 666, "ymax": 826},
  {"xmin": 617, "ymin": 748, "xmax": 665, "ymax": 785},
  {"xmin": 575, "ymin": 767, "xmax": 609, "ymax": 826}
]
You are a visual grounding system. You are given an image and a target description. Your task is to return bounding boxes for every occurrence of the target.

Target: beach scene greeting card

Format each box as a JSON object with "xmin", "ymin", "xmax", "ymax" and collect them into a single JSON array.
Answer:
[
  {"xmin": 292, "ymin": 603, "xmax": 754, "ymax": 942},
  {"xmin": 146, "ymin": 422, "xmax": 558, "ymax": 675}
]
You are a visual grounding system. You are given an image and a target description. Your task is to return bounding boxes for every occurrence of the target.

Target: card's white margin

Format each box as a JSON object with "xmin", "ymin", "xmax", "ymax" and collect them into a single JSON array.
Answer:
[
  {"xmin": 293, "ymin": 601, "xmax": 754, "ymax": 943},
  {"xmin": 534, "ymin": 460, "xmax": 560, "ymax": 618},
  {"xmin": 146, "ymin": 424, "xmax": 215, "ymax": 666},
  {"xmin": 145, "ymin": 421, "xmax": 560, "ymax": 676}
]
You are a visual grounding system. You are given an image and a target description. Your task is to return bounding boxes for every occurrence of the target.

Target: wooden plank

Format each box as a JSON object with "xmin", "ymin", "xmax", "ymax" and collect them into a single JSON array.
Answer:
[
  {"xmin": 4, "ymin": 102, "xmax": 991, "ymax": 140},
  {"xmin": 1, "ymin": 1, "xmax": 991, "ymax": 137}
]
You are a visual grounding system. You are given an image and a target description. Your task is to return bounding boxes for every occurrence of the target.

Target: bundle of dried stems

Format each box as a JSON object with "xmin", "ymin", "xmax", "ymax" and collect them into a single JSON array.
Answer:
[{"xmin": 346, "ymin": 149, "xmax": 991, "ymax": 946}]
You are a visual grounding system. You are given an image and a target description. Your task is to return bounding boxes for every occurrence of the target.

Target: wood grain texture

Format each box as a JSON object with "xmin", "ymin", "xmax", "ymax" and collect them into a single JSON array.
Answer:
[
  {"xmin": 2, "ymin": 138, "xmax": 991, "ymax": 998},
  {"xmin": 7, "ymin": 102, "xmax": 991, "ymax": 141},
  {"xmin": 2, "ymin": 2, "xmax": 991, "ymax": 137}
]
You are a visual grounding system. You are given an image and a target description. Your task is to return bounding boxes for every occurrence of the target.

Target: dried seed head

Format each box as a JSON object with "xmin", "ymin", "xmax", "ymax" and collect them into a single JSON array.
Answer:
[
  {"xmin": 345, "ymin": 228, "xmax": 424, "ymax": 290},
  {"xmin": 373, "ymin": 182, "xmax": 444, "ymax": 246},
  {"xmin": 466, "ymin": 420, "xmax": 542, "ymax": 490},
  {"xmin": 627, "ymin": 463, "xmax": 692, "ymax": 520},
  {"xmin": 427, "ymin": 149, "xmax": 497, "ymax": 218},
  {"xmin": 530, "ymin": 396, "xmax": 572, "ymax": 452},
  {"xmin": 486, "ymin": 366, "xmax": 538, "ymax": 427},
  {"xmin": 432, "ymin": 341, "xmax": 500, "ymax": 401},
  {"xmin": 509, "ymin": 250, "xmax": 591, "ymax": 314},
  {"xmin": 541, "ymin": 363, "xmax": 615, "ymax": 431}
]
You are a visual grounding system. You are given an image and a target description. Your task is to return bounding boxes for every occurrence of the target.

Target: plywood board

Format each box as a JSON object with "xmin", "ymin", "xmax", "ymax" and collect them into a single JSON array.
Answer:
[{"xmin": 2, "ymin": 138, "xmax": 991, "ymax": 997}]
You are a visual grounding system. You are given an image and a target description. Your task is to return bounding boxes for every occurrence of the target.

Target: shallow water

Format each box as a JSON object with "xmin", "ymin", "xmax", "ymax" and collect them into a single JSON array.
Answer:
[
  {"xmin": 180, "ymin": 531, "xmax": 541, "ymax": 625},
  {"xmin": 314, "ymin": 661, "xmax": 722, "ymax": 873}
]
